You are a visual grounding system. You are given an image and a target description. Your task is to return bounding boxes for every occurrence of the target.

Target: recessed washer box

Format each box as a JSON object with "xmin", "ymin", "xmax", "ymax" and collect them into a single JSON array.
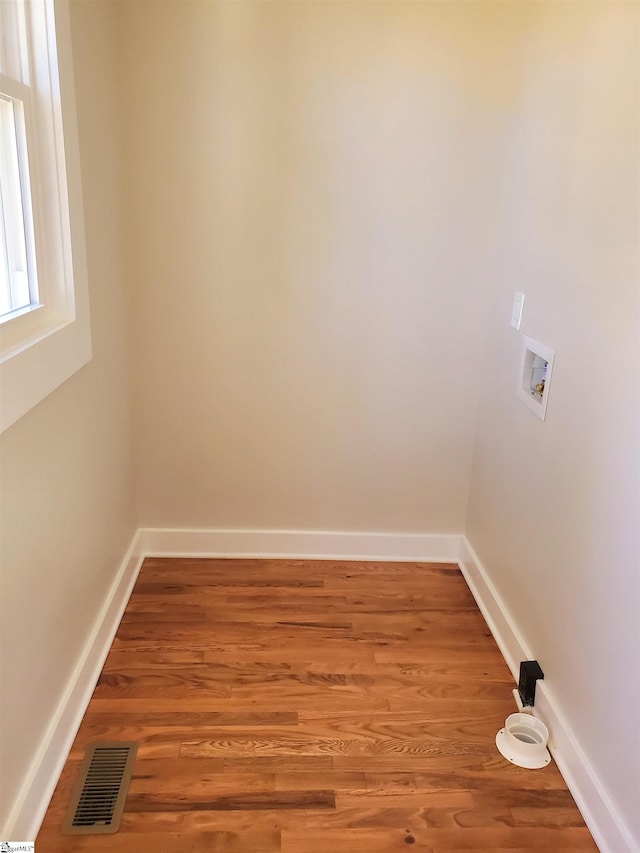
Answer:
[{"xmin": 518, "ymin": 335, "xmax": 555, "ymax": 420}]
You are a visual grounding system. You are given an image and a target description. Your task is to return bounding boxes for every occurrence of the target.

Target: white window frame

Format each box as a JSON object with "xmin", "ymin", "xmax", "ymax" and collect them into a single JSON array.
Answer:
[
  {"xmin": 0, "ymin": 91, "xmax": 38, "ymax": 318},
  {"xmin": 0, "ymin": 0, "xmax": 91, "ymax": 433}
]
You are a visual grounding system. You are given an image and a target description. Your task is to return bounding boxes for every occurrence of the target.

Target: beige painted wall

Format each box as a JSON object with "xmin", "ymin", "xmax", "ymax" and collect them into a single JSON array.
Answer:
[
  {"xmin": 2, "ymin": 0, "xmax": 637, "ymax": 843},
  {"xmin": 466, "ymin": 2, "xmax": 640, "ymax": 845},
  {"xmin": 0, "ymin": 0, "xmax": 135, "ymax": 830},
  {"xmin": 120, "ymin": 1, "xmax": 526, "ymax": 531}
]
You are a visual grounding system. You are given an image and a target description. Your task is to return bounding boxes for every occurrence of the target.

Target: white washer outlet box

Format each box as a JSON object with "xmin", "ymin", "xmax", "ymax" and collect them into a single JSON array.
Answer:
[{"xmin": 518, "ymin": 335, "xmax": 555, "ymax": 420}]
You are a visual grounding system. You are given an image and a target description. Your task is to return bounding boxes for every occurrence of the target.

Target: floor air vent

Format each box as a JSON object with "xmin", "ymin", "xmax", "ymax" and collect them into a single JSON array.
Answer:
[{"xmin": 62, "ymin": 742, "xmax": 138, "ymax": 834}]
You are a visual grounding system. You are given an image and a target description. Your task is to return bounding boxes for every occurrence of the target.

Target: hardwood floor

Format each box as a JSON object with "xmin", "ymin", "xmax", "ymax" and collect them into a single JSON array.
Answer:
[{"xmin": 37, "ymin": 559, "xmax": 597, "ymax": 851}]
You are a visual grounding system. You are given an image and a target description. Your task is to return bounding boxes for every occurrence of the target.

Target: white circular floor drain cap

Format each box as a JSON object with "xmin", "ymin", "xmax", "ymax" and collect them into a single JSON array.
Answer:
[{"xmin": 496, "ymin": 712, "xmax": 550, "ymax": 769}]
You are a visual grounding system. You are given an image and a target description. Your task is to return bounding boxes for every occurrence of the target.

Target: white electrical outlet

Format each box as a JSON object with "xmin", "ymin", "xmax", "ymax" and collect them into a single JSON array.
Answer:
[{"xmin": 511, "ymin": 292, "xmax": 525, "ymax": 330}]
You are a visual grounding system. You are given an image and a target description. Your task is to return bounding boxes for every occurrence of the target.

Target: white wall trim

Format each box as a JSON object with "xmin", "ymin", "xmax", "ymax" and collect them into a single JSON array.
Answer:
[
  {"xmin": 9, "ymin": 527, "xmax": 631, "ymax": 851},
  {"xmin": 458, "ymin": 537, "xmax": 636, "ymax": 853},
  {"xmin": 0, "ymin": 0, "xmax": 93, "ymax": 434},
  {"xmin": 3, "ymin": 529, "xmax": 144, "ymax": 840},
  {"xmin": 139, "ymin": 527, "xmax": 462, "ymax": 563},
  {"xmin": 4, "ymin": 526, "xmax": 459, "ymax": 839}
]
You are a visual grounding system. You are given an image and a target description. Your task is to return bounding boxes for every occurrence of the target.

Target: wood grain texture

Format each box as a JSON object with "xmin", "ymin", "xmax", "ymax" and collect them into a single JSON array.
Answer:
[{"xmin": 37, "ymin": 558, "xmax": 597, "ymax": 851}]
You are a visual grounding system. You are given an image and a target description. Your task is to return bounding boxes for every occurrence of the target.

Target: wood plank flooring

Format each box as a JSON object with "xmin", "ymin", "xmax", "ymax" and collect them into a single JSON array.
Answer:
[{"xmin": 37, "ymin": 559, "xmax": 597, "ymax": 852}]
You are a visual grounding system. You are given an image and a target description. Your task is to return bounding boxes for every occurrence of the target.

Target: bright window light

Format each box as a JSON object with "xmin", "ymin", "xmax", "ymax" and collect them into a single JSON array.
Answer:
[{"xmin": 0, "ymin": 92, "xmax": 39, "ymax": 320}]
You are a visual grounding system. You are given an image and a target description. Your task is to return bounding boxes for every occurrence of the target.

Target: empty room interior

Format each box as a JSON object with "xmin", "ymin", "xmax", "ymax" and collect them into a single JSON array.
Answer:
[{"xmin": 0, "ymin": 0, "xmax": 638, "ymax": 851}]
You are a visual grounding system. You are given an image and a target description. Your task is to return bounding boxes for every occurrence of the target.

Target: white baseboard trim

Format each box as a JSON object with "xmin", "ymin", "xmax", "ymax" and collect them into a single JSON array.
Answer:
[
  {"xmin": 139, "ymin": 527, "xmax": 462, "ymax": 563},
  {"xmin": 458, "ymin": 537, "xmax": 636, "ymax": 853},
  {"xmin": 457, "ymin": 537, "xmax": 527, "ymax": 682},
  {"xmin": 4, "ymin": 529, "xmax": 144, "ymax": 840},
  {"xmin": 11, "ymin": 527, "xmax": 632, "ymax": 852},
  {"xmin": 5, "ymin": 526, "xmax": 458, "ymax": 840}
]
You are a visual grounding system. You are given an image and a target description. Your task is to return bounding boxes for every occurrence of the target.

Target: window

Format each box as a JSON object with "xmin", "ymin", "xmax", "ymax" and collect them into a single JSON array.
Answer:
[
  {"xmin": 0, "ymin": 92, "xmax": 38, "ymax": 319},
  {"xmin": 0, "ymin": 0, "xmax": 91, "ymax": 433}
]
